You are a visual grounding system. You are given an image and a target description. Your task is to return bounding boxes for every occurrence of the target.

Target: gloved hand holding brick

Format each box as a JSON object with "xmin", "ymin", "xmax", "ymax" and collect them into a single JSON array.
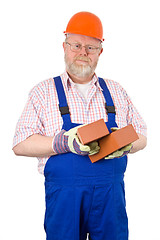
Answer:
[
  {"xmin": 76, "ymin": 119, "xmax": 139, "ymax": 163},
  {"xmin": 104, "ymin": 143, "xmax": 133, "ymax": 159},
  {"xmin": 104, "ymin": 127, "xmax": 133, "ymax": 159},
  {"xmin": 52, "ymin": 125, "xmax": 100, "ymax": 156}
]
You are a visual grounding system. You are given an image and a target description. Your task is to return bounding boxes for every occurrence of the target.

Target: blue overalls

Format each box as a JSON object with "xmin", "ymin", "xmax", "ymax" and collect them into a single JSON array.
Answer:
[{"xmin": 44, "ymin": 76, "xmax": 128, "ymax": 240}]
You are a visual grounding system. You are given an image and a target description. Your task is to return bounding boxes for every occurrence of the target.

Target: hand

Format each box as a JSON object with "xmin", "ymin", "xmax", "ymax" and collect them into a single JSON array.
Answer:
[
  {"xmin": 52, "ymin": 126, "xmax": 100, "ymax": 156},
  {"xmin": 105, "ymin": 143, "xmax": 133, "ymax": 159},
  {"xmin": 105, "ymin": 127, "xmax": 133, "ymax": 159}
]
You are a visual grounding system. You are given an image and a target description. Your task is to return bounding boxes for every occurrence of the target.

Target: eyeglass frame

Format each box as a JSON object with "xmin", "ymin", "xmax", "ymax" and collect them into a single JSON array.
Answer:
[{"xmin": 65, "ymin": 41, "xmax": 102, "ymax": 54}]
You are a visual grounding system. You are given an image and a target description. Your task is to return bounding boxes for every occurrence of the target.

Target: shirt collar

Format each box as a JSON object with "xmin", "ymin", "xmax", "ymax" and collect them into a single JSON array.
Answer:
[{"xmin": 61, "ymin": 71, "xmax": 102, "ymax": 91}]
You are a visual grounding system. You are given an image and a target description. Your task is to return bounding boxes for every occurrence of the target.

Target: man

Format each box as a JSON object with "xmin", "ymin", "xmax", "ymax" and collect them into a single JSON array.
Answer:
[{"xmin": 13, "ymin": 11, "xmax": 147, "ymax": 240}]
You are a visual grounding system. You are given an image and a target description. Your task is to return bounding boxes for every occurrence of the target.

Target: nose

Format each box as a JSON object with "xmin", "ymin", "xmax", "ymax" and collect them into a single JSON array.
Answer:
[{"xmin": 79, "ymin": 46, "xmax": 88, "ymax": 56}]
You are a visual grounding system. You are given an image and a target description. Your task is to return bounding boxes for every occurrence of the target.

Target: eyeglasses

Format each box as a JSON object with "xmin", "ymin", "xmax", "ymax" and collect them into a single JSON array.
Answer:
[{"xmin": 65, "ymin": 42, "xmax": 101, "ymax": 54}]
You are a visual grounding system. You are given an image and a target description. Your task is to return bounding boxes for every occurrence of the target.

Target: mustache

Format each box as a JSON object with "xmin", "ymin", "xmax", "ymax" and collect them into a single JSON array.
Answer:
[{"xmin": 74, "ymin": 56, "xmax": 90, "ymax": 62}]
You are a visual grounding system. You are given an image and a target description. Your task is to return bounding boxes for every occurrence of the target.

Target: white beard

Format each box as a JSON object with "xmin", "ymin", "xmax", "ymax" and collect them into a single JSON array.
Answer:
[
  {"xmin": 68, "ymin": 62, "xmax": 93, "ymax": 78},
  {"xmin": 64, "ymin": 54, "xmax": 98, "ymax": 79}
]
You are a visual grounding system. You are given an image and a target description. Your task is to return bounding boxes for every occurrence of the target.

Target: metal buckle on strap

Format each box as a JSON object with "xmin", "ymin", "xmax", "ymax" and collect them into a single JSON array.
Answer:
[
  {"xmin": 105, "ymin": 103, "xmax": 116, "ymax": 114},
  {"xmin": 59, "ymin": 106, "xmax": 70, "ymax": 115}
]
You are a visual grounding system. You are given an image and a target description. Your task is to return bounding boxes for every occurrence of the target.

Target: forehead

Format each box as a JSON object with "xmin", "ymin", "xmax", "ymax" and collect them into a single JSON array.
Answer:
[{"xmin": 67, "ymin": 34, "xmax": 101, "ymax": 45}]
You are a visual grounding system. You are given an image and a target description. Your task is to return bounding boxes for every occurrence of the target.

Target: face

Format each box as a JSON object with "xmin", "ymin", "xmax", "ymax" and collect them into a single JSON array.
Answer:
[{"xmin": 63, "ymin": 34, "xmax": 103, "ymax": 81}]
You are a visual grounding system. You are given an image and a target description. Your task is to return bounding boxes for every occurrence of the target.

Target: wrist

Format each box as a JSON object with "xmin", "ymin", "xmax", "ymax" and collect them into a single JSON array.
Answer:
[{"xmin": 52, "ymin": 130, "xmax": 70, "ymax": 154}]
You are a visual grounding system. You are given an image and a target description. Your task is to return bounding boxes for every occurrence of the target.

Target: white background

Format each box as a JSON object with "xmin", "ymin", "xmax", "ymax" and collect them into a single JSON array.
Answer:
[{"xmin": 0, "ymin": 0, "xmax": 160, "ymax": 239}]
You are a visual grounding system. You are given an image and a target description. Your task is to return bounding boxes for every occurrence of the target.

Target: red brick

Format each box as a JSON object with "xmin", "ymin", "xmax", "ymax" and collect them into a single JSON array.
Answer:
[
  {"xmin": 77, "ymin": 119, "xmax": 109, "ymax": 145},
  {"xmin": 89, "ymin": 124, "xmax": 139, "ymax": 163}
]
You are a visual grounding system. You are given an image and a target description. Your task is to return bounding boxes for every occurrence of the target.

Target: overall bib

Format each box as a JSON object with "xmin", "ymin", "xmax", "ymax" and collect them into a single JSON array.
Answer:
[{"xmin": 44, "ymin": 76, "xmax": 128, "ymax": 240}]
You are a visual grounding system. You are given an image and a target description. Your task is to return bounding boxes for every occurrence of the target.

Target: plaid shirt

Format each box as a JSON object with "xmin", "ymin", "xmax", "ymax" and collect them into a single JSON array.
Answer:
[{"xmin": 13, "ymin": 72, "xmax": 147, "ymax": 174}]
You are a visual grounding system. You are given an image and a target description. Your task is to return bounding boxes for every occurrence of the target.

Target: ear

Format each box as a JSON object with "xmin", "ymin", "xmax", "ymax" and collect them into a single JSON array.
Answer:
[
  {"xmin": 99, "ymin": 47, "xmax": 103, "ymax": 56},
  {"xmin": 63, "ymin": 42, "xmax": 66, "ymax": 51}
]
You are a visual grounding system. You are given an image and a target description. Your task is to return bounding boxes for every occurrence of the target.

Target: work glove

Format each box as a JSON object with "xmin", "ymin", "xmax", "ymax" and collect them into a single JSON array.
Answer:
[
  {"xmin": 52, "ymin": 126, "xmax": 100, "ymax": 156},
  {"xmin": 105, "ymin": 127, "xmax": 133, "ymax": 159},
  {"xmin": 104, "ymin": 143, "xmax": 132, "ymax": 159}
]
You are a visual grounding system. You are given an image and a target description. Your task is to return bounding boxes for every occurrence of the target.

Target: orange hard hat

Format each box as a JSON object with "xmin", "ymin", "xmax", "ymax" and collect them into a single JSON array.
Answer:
[{"xmin": 64, "ymin": 11, "xmax": 104, "ymax": 41}]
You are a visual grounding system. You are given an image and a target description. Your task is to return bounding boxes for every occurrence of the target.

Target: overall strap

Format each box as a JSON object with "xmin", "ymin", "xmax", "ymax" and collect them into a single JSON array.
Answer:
[
  {"xmin": 54, "ymin": 76, "xmax": 72, "ymax": 128},
  {"xmin": 98, "ymin": 77, "xmax": 116, "ymax": 124}
]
